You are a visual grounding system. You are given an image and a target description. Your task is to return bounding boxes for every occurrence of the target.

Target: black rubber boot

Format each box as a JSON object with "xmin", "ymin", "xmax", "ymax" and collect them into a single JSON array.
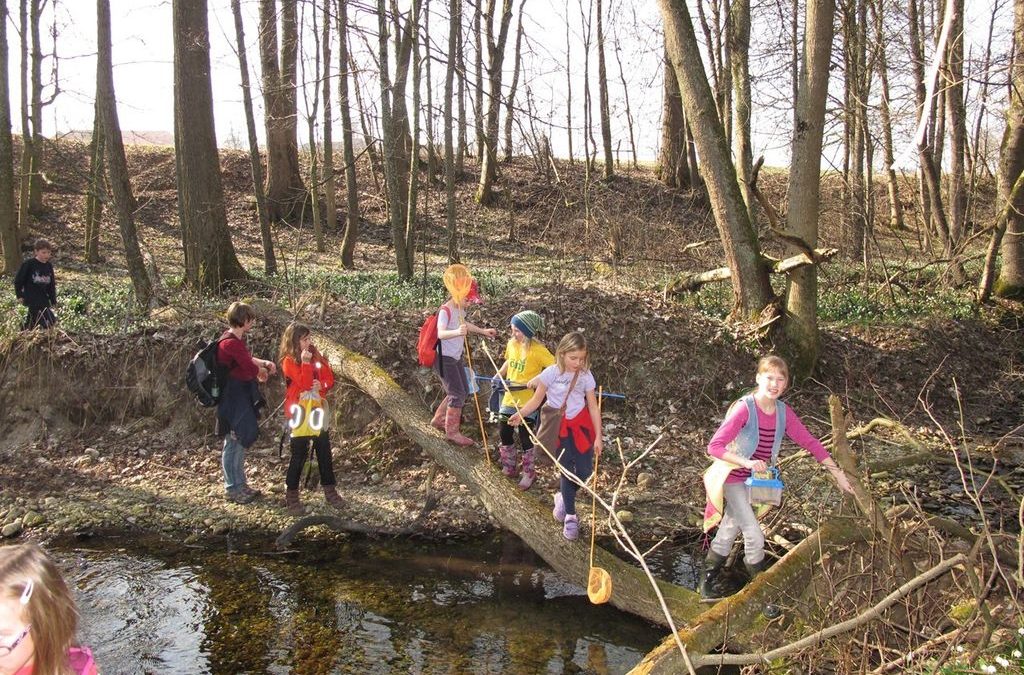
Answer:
[
  {"xmin": 744, "ymin": 557, "xmax": 769, "ymax": 580},
  {"xmin": 699, "ymin": 551, "xmax": 727, "ymax": 601}
]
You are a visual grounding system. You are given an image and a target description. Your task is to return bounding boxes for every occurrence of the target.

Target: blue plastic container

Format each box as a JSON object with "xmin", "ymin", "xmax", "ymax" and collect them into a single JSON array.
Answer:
[{"xmin": 745, "ymin": 467, "xmax": 784, "ymax": 506}]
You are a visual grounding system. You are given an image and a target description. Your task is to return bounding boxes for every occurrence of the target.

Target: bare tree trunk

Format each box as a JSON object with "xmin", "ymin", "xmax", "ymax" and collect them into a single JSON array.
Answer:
[
  {"xmin": 596, "ymin": 0, "xmax": 613, "ymax": 179},
  {"xmin": 968, "ymin": 1, "xmax": 999, "ymax": 219},
  {"xmin": 97, "ymin": 0, "xmax": 152, "ymax": 308},
  {"xmin": 337, "ymin": 0, "xmax": 360, "ymax": 269},
  {"xmin": 993, "ymin": 0, "xmax": 1024, "ymax": 299},
  {"xmin": 173, "ymin": 0, "xmax": 249, "ymax": 292},
  {"xmin": 612, "ymin": 32, "xmax": 638, "ymax": 169},
  {"xmin": 305, "ymin": 0, "xmax": 324, "ymax": 253},
  {"xmin": 729, "ymin": 0, "xmax": 754, "ymax": 222},
  {"xmin": 942, "ymin": 0, "xmax": 967, "ymax": 250},
  {"xmin": 565, "ymin": 0, "xmax": 574, "ymax": 165},
  {"xmin": 475, "ymin": 0, "xmax": 515, "ymax": 205},
  {"xmin": 782, "ymin": 0, "xmax": 836, "ymax": 377},
  {"xmin": 842, "ymin": 0, "xmax": 866, "ymax": 262},
  {"xmin": 502, "ymin": 3, "xmax": 525, "ymax": 162},
  {"xmin": 658, "ymin": 50, "xmax": 687, "ymax": 189},
  {"xmin": 17, "ymin": 0, "xmax": 30, "ymax": 233},
  {"xmin": 580, "ymin": 0, "xmax": 595, "ymax": 176},
  {"xmin": 230, "ymin": 0, "xmax": 276, "ymax": 276},
  {"xmin": 83, "ymin": 96, "xmax": 104, "ymax": 265},
  {"xmin": 321, "ymin": 0, "xmax": 337, "ymax": 235},
  {"xmin": 406, "ymin": 0, "xmax": 421, "ymax": 272},
  {"xmin": 259, "ymin": 0, "xmax": 306, "ymax": 222},
  {"xmin": 378, "ymin": 0, "xmax": 419, "ymax": 278},
  {"xmin": 455, "ymin": 6, "xmax": 467, "ymax": 176},
  {"xmin": 0, "ymin": 2, "xmax": 18, "ymax": 275},
  {"xmin": 871, "ymin": 0, "xmax": 904, "ymax": 230},
  {"xmin": 658, "ymin": 0, "xmax": 773, "ymax": 319},
  {"xmin": 473, "ymin": 2, "xmax": 484, "ymax": 161},
  {"xmin": 26, "ymin": 0, "xmax": 45, "ymax": 216},
  {"xmin": 445, "ymin": 0, "xmax": 461, "ymax": 262}
]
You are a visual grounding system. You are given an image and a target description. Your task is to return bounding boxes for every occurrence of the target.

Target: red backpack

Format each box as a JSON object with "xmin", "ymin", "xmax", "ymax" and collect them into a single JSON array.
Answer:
[{"xmin": 416, "ymin": 305, "xmax": 451, "ymax": 367}]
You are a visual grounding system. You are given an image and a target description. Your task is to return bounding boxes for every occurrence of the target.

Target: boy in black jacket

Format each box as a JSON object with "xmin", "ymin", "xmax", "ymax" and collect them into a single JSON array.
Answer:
[{"xmin": 14, "ymin": 238, "xmax": 57, "ymax": 330}]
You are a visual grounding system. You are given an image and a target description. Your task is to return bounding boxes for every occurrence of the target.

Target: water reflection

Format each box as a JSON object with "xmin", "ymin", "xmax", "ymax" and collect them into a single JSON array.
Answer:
[{"xmin": 52, "ymin": 534, "xmax": 661, "ymax": 674}]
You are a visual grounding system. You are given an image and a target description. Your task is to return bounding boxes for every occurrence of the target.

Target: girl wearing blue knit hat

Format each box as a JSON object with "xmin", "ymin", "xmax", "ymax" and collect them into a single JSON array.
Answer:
[{"xmin": 491, "ymin": 310, "xmax": 555, "ymax": 489}]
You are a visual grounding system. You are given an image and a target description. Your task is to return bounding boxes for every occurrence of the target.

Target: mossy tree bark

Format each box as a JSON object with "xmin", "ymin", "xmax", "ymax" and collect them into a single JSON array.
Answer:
[{"xmin": 994, "ymin": 0, "xmax": 1024, "ymax": 299}]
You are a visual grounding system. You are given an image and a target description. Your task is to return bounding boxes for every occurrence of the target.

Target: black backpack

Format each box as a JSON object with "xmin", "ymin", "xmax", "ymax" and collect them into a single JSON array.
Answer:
[{"xmin": 185, "ymin": 334, "xmax": 235, "ymax": 407}]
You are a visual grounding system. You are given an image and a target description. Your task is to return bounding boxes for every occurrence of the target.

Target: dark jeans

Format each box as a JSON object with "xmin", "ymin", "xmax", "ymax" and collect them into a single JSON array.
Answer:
[
  {"xmin": 23, "ymin": 306, "xmax": 55, "ymax": 330},
  {"xmin": 556, "ymin": 432, "xmax": 594, "ymax": 516},
  {"xmin": 286, "ymin": 431, "xmax": 336, "ymax": 490},
  {"xmin": 499, "ymin": 417, "xmax": 537, "ymax": 449}
]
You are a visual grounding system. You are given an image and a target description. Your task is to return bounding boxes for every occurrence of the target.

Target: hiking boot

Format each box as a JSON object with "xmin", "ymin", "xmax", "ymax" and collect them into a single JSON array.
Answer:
[
  {"xmin": 323, "ymin": 484, "xmax": 344, "ymax": 509},
  {"xmin": 285, "ymin": 489, "xmax": 307, "ymax": 516},
  {"xmin": 444, "ymin": 407, "xmax": 474, "ymax": 447},
  {"xmin": 562, "ymin": 514, "xmax": 579, "ymax": 541},
  {"xmin": 241, "ymin": 486, "xmax": 262, "ymax": 499},
  {"xmin": 745, "ymin": 557, "xmax": 770, "ymax": 580},
  {"xmin": 227, "ymin": 489, "xmax": 256, "ymax": 505},
  {"xmin": 518, "ymin": 449, "xmax": 536, "ymax": 490},
  {"xmin": 498, "ymin": 444, "xmax": 518, "ymax": 477},
  {"xmin": 430, "ymin": 396, "xmax": 449, "ymax": 430},
  {"xmin": 699, "ymin": 551, "xmax": 728, "ymax": 601},
  {"xmin": 552, "ymin": 492, "xmax": 566, "ymax": 523}
]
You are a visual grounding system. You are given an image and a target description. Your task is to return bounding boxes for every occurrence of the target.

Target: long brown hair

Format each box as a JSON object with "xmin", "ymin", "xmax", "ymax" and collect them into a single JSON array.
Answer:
[
  {"xmin": 278, "ymin": 322, "xmax": 311, "ymax": 364},
  {"xmin": 0, "ymin": 542, "xmax": 78, "ymax": 675}
]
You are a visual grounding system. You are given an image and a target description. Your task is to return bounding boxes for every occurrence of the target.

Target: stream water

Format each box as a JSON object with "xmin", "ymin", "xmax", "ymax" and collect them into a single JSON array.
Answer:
[{"xmin": 51, "ymin": 533, "xmax": 671, "ymax": 674}]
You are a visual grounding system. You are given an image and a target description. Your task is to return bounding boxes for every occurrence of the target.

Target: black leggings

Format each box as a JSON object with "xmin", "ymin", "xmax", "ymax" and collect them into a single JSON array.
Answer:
[
  {"xmin": 286, "ymin": 431, "xmax": 336, "ymax": 489},
  {"xmin": 499, "ymin": 418, "xmax": 537, "ymax": 449}
]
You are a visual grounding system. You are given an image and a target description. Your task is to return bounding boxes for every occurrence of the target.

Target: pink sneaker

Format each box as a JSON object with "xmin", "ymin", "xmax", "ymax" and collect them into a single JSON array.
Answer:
[
  {"xmin": 562, "ymin": 514, "xmax": 579, "ymax": 540},
  {"xmin": 552, "ymin": 493, "xmax": 566, "ymax": 523}
]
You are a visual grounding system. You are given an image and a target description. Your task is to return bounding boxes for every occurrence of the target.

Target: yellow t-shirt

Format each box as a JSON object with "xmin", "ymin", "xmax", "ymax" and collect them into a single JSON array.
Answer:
[{"xmin": 501, "ymin": 339, "xmax": 555, "ymax": 409}]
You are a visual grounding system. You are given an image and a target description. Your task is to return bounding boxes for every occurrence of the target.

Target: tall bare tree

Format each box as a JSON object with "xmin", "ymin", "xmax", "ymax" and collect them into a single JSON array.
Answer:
[
  {"xmin": 729, "ymin": 0, "xmax": 755, "ymax": 221},
  {"xmin": 0, "ymin": 2, "xmax": 17, "ymax": 275},
  {"xmin": 18, "ymin": 0, "xmax": 50, "ymax": 221},
  {"xmin": 658, "ymin": 52, "xmax": 690, "ymax": 189},
  {"xmin": 259, "ymin": 0, "xmax": 306, "ymax": 221},
  {"xmin": 377, "ymin": 0, "xmax": 421, "ymax": 278},
  {"xmin": 230, "ymin": 0, "xmax": 276, "ymax": 276},
  {"xmin": 97, "ymin": 0, "xmax": 152, "ymax": 307},
  {"xmin": 992, "ymin": 0, "xmax": 1024, "ymax": 299},
  {"xmin": 83, "ymin": 96, "xmax": 104, "ymax": 264},
  {"xmin": 502, "ymin": 3, "xmax": 525, "ymax": 162},
  {"xmin": 303, "ymin": 0, "xmax": 325, "ymax": 252},
  {"xmin": 173, "ymin": 0, "xmax": 248, "ymax": 292},
  {"xmin": 782, "ymin": 0, "xmax": 837, "ymax": 374},
  {"xmin": 595, "ymin": 0, "xmax": 613, "ymax": 179},
  {"xmin": 658, "ymin": 0, "xmax": 773, "ymax": 319},
  {"xmin": 942, "ymin": 0, "xmax": 967, "ymax": 249},
  {"xmin": 337, "ymin": 0, "xmax": 360, "ymax": 268},
  {"xmin": 445, "ymin": 0, "xmax": 462, "ymax": 261},
  {"xmin": 871, "ymin": 0, "xmax": 904, "ymax": 230},
  {"xmin": 475, "ymin": 0, "xmax": 515, "ymax": 205},
  {"xmin": 321, "ymin": 0, "xmax": 337, "ymax": 235}
]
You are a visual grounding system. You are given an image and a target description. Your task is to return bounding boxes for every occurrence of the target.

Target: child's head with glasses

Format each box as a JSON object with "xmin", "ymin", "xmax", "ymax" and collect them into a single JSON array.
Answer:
[{"xmin": 0, "ymin": 542, "xmax": 80, "ymax": 674}]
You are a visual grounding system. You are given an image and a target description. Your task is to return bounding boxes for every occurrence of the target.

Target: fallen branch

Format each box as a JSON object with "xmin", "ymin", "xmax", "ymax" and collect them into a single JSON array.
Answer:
[
  {"xmin": 663, "ymin": 248, "xmax": 838, "ymax": 295},
  {"xmin": 688, "ymin": 554, "xmax": 967, "ymax": 669}
]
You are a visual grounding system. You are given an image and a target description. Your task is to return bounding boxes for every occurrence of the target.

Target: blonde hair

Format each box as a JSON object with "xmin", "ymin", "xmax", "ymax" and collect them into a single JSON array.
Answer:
[
  {"xmin": 554, "ymin": 332, "xmax": 590, "ymax": 373},
  {"xmin": 0, "ymin": 543, "xmax": 78, "ymax": 675},
  {"xmin": 278, "ymin": 322, "xmax": 311, "ymax": 364},
  {"xmin": 757, "ymin": 354, "xmax": 789, "ymax": 379},
  {"xmin": 225, "ymin": 301, "xmax": 257, "ymax": 328}
]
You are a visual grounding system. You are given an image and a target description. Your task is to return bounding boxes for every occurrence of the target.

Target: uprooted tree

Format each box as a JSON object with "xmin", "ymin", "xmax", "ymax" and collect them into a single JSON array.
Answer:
[{"xmin": 284, "ymin": 313, "xmax": 1014, "ymax": 672}]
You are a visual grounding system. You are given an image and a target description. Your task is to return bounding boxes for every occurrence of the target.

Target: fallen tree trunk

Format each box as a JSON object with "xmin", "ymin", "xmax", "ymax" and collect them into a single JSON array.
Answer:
[
  {"xmin": 664, "ymin": 248, "xmax": 839, "ymax": 295},
  {"xmin": 310, "ymin": 332, "xmax": 707, "ymax": 627},
  {"xmin": 629, "ymin": 518, "xmax": 871, "ymax": 674}
]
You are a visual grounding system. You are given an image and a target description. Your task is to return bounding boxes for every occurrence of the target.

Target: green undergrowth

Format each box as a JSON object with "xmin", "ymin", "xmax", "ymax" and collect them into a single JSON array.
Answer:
[
  {"xmin": 927, "ymin": 629, "xmax": 1024, "ymax": 674},
  {"xmin": 681, "ymin": 264, "xmax": 978, "ymax": 326},
  {"xmin": 0, "ymin": 267, "xmax": 521, "ymax": 341}
]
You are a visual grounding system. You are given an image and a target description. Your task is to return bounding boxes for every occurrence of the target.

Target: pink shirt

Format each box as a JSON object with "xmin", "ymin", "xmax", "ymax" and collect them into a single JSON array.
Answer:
[{"xmin": 708, "ymin": 401, "xmax": 831, "ymax": 484}]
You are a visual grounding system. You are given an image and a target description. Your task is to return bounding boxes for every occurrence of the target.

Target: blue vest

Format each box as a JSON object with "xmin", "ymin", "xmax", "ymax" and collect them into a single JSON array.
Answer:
[{"xmin": 728, "ymin": 395, "xmax": 787, "ymax": 466}]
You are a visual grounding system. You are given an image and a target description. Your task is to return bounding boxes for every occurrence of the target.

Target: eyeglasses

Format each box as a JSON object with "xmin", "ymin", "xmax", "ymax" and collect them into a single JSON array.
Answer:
[{"xmin": 0, "ymin": 625, "xmax": 31, "ymax": 657}]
